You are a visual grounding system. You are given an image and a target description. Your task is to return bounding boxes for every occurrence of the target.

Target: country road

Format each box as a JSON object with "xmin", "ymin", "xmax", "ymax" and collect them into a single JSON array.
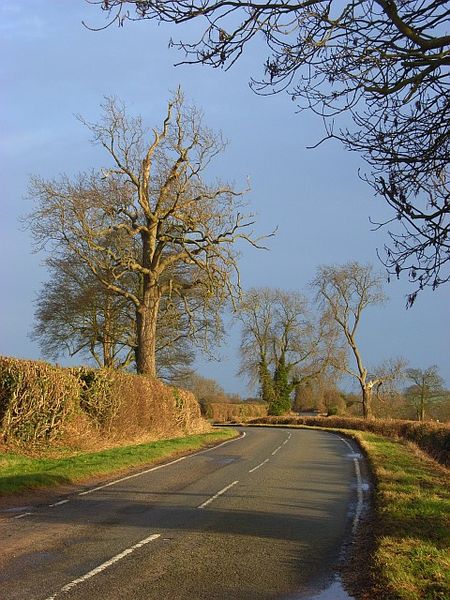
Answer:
[{"xmin": 0, "ymin": 427, "xmax": 368, "ymax": 600}]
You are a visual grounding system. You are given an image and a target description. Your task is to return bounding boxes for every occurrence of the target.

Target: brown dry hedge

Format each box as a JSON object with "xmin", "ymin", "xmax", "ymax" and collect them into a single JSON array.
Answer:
[
  {"xmin": 0, "ymin": 357, "xmax": 80, "ymax": 444},
  {"xmin": 0, "ymin": 357, "xmax": 206, "ymax": 448},
  {"xmin": 205, "ymin": 401, "xmax": 268, "ymax": 422}
]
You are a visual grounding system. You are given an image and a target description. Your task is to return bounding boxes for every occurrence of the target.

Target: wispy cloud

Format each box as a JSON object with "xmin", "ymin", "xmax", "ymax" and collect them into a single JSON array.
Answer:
[{"xmin": 0, "ymin": 2, "xmax": 47, "ymax": 41}]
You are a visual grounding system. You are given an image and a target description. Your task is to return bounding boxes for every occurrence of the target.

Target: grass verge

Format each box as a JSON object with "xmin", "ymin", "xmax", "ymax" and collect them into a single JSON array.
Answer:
[
  {"xmin": 0, "ymin": 428, "xmax": 238, "ymax": 496},
  {"xmin": 353, "ymin": 431, "xmax": 449, "ymax": 600}
]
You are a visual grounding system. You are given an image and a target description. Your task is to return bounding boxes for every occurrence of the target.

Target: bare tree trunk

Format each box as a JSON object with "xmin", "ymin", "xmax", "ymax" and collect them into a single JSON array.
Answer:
[
  {"xmin": 361, "ymin": 384, "xmax": 373, "ymax": 419},
  {"xmin": 419, "ymin": 391, "xmax": 425, "ymax": 422},
  {"xmin": 135, "ymin": 291, "xmax": 160, "ymax": 377},
  {"xmin": 103, "ymin": 343, "xmax": 114, "ymax": 368}
]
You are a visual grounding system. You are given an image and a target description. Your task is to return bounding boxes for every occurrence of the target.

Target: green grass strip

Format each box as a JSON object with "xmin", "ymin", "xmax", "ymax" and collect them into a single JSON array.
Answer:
[
  {"xmin": 0, "ymin": 429, "xmax": 237, "ymax": 496},
  {"xmin": 354, "ymin": 431, "xmax": 450, "ymax": 600}
]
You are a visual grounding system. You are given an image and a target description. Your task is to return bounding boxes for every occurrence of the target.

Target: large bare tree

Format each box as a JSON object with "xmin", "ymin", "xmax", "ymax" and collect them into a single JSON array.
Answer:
[
  {"xmin": 313, "ymin": 262, "xmax": 393, "ymax": 418},
  {"xmin": 90, "ymin": 1, "xmax": 450, "ymax": 300},
  {"xmin": 31, "ymin": 254, "xmax": 206, "ymax": 381},
  {"xmin": 28, "ymin": 90, "xmax": 264, "ymax": 377}
]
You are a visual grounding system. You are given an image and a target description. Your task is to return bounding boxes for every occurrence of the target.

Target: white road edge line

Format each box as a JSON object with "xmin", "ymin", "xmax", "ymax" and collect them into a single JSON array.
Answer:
[
  {"xmin": 78, "ymin": 456, "xmax": 187, "ymax": 496},
  {"xmin": 193, "ymin": 431, "xmax": 246, "ymax": 456},
  {"xmin": 338, "ymin": 437, "xmax": 364, "ymax": 532},
  {"xmin": 14, "ymin": 512, "xmax": 32, "ymax": 519},
  {"xmin": 249, "ymin": 458, "xmax": 269, "ymax": 473},
  {"xmin": 197, "ymin": 480, "xmax": 239, "ymax": 509},
  {"xmin": 43, "ymin": 533, "xmax": 160, "ymax": 600},
  {"xmin": 78, "ymin": 431, "xmax": 246, "ymax": 497},
  {"xmin": 338, "ymin": 436, "xmax": 354, "ymax": 452},
  {"xmin": 352, "ymin": 458, "xmax": 364, "ymax": 533}
]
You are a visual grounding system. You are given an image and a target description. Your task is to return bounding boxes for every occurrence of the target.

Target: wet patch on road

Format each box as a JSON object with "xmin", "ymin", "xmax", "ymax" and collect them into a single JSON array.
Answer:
[{"xmin": 287, "ymin": 576, "xmax": 355, "ymax": 599}]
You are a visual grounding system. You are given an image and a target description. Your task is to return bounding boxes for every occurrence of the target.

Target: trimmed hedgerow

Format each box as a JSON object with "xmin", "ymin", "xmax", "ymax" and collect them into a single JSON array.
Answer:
[
  {"xmin": 0, "ymin": 356, "xmax": 207, "ymax": 449},
  {"xmin": 205, "ymin": 401, "xmax": 268, "ymax": 422},
  {"xmin": 0, "ymin": 357, "xmax": 79, "ymax": 444}
]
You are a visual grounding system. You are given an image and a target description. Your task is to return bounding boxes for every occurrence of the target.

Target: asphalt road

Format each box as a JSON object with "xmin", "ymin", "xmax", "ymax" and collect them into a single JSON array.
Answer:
[{"xmin": 0, "ymin": 427, "xmax": 366, "ymax": 600}]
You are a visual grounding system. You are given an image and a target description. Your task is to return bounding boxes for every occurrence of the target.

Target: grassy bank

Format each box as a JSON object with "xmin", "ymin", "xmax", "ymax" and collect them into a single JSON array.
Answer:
[
  {"xmin": 0, "ymin": 428, "xmax": 238, "ymax": 496},
  {"xmin": 355, "ymin": 431, "xmax": 449, "ymax": 600}
]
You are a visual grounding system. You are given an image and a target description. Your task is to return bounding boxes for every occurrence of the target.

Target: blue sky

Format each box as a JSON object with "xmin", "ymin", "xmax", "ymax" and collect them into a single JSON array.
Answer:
[{"xmin": 1, "ymin": 1, "xmax": 448, "ymax": 395}]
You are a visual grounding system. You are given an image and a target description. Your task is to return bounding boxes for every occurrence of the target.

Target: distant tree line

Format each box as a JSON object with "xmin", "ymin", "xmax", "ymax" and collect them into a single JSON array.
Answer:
[{"xmin": 235, "ymin": 262, "xmax": 447, "ymax": 420}]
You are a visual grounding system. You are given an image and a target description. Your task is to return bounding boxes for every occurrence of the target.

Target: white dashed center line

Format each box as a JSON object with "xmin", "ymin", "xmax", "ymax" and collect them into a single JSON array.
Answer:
[
  {"xmin": 249, "ymin": 458, "xmax": 270, "ymax": 473},
  {"xmin": 197, "ymin": 480, "xmax": 239, "ymax": 509},
  {"xmin": 44, "ymin": 533, "xmax": 161, "ymax": 600},
  {"xmin": 49, "ymin": 499, "xmax": 69, "ymax": 507}
]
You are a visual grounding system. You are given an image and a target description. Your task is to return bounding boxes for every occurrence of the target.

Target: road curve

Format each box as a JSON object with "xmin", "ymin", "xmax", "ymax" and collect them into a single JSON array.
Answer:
[{"xmin": 0, "ymin": 427, "xmax": 366, "ymax": 600}]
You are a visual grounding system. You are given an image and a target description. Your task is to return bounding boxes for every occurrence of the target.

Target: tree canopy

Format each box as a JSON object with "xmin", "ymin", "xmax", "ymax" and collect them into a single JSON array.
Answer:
[
  {"xmin": 313, "ymin": 261, "xmax": 406, "ymax": 418},
  {"xmin": 405, "ymin": 365, "xmax": 444, "ymax": 421},
  {"xmin": 92, "ymin": 1, "xmax": 450, "ymax": 302}
]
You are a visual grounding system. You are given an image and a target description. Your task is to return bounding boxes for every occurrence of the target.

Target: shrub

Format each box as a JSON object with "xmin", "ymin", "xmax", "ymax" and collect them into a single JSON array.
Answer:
[
  {"xmin": 106, "ymin": 374, "xmax": 206, "ymax": 439},
  {"xmin": 72, "ymin": 367, "xmax": 118, "ymax": 431},
  {"xmin": 268, "ymin": 397, "xmax": 291, "ymax": 416},
  {"xmin": 0, "ymin": 356, "xmax": 208, "ymax": 449}
]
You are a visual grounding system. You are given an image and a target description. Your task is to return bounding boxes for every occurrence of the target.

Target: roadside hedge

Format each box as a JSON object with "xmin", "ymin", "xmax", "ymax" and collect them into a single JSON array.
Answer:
[
  {"xmin": 250, "ymin": 415, "xmax": 450, "ymax": 467},
  {"xmin": 0, "ymin": 357, "xmax": 80, "ymax": 444},
  {"xmin": 205, "ymin": 401, "xmax": 268, "ymax": 422},
  {"xmin": 0, "ymin": 356, "xmax": 206, "ymax": 448}
]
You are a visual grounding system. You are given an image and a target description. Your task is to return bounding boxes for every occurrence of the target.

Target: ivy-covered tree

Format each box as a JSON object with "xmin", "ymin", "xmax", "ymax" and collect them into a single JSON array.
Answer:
[{"xmin": 237, "ymin": 287, "xmax": 338, "ymax": 414}]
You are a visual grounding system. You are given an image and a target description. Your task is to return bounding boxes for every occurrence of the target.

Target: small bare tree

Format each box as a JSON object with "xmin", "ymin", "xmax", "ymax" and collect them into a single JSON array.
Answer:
[
  {"xmin": 28, "ymin": 90, "xmax": 264, "ymax": 377},
  {"xmin": 32, "ymin": 254, "xmax": 135, "ymax": 369},
  {"xmin": 405, "ymin": 366, "xmax": 445, "ymax": 421},
  {"xmin": 313, "ymin": 262, "xmax": 390, "ymax": 418},
  {"xmin": 293, "ymin": 372, "xmax": 345, "ymax": 415}
]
